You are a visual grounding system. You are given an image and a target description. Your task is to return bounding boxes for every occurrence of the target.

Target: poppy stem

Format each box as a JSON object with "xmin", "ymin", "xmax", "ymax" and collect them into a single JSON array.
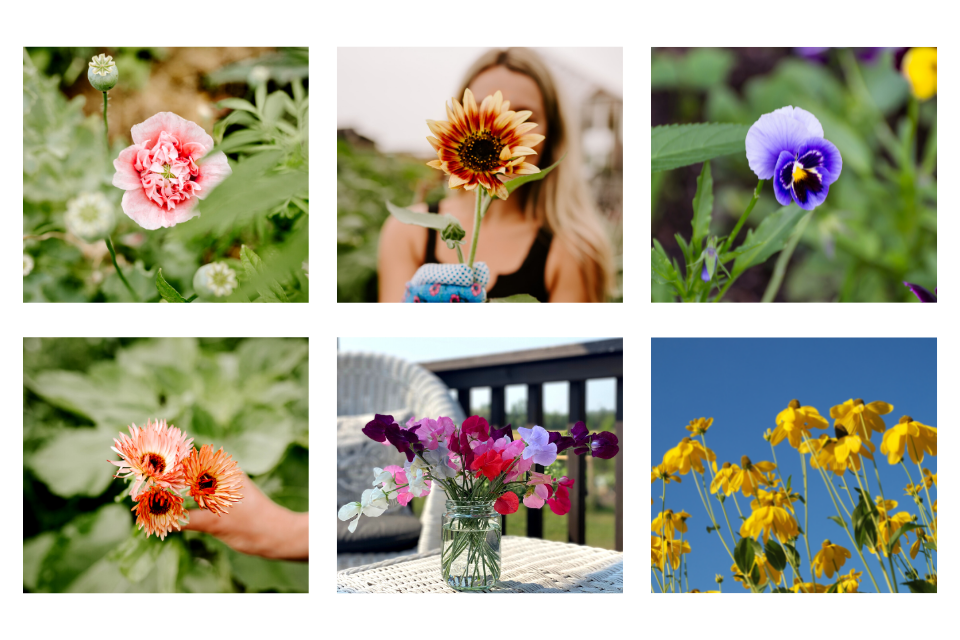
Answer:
[
  {"xmin": 105, "ymin": 236, "xmax": 139, "ymax": 301},
  {"xmin": 103, "ymin": 91, "xmax": 109, "ymax": 156}
]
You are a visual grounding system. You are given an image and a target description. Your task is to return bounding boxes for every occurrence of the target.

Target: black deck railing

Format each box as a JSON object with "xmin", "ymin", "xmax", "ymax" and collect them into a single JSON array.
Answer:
[{"xmin": 421, "ymin": 339, "xmax": 623, "ymax": 550}]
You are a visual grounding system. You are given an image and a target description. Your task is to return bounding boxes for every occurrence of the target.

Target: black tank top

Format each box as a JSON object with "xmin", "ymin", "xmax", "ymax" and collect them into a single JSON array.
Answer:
[{"xmin": 423, "ymin": 202, "xmax": 553, "ymax": 302}]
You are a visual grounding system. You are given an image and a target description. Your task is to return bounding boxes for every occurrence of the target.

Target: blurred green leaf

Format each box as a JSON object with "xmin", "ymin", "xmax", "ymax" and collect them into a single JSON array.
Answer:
[
  {"xmin": 156, "ymin": 268, "xmax": 187, "ymax": 302},
  {"xmin": 652, "ymin": 123, "xmax": 750, "ymax": 172},
  {"xmin": 731, "ymin": 204, "xmax": 805, "ymax": 276},
  {"xmin": 651, "ymin": 48, "xmax": 735, "ymax": 91},
  {"xmin": 691, "ymin": 160, "xmax": 713, "ymax": 248},
  {"xmin": 503, "ymin": 154, "xmax": 564, "ymax": 197},
  {"xmin": 216, "ymin": 97, "xmax": 258, "ymax": 114},
  {"xmin": 35, "ymin": 504, "xmax": 130, "ymax": 592},
  {"xmin": 226, "ymin": 549, "xmax": 308, "ymax": 593}
]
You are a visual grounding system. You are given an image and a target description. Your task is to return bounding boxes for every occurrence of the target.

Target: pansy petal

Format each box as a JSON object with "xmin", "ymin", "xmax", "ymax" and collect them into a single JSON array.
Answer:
[
  {"xmin": 746, "ymin": 112, "xmax": 809, "ymax": 179},
  {"xmin": 773, "ymin": 150, "xmax": 797, "ymax": 206},
  {"xmin": 772, "ymin": 105, "xmax": 825, "ymax": 139},
  {"xmin": 796, "ymin": 138, "xmax": 842, "ymax": 185},
  {"xmin": 903, "ymin": 282, "xmax": 937, "ymax": 302}
]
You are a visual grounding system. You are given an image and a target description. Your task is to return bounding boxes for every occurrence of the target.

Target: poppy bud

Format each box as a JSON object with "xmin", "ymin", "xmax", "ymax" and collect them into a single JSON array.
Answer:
[{"xmin": 88, "ymin": 54, "xmax": 118, "ymax": 92}]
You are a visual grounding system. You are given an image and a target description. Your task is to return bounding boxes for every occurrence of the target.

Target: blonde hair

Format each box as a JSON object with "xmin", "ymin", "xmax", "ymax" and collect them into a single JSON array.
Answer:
[{"xmin": 458, "ymin": 48, "xmax": 615, "ymax": 302}]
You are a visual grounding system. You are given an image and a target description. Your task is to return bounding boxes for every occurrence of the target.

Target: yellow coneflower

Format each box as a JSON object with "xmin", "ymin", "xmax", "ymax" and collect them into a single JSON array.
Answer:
[
  {"xmin": 880, "ymin": 416, "xmax": 937, "ymax": 465},
  {"xmin": 812, "ymin": 539, "xmax": 851, "ymax": 579},
  {"xmin": 651, "ymin": 509, "xmax": 690, "ymax": 540},
  {"xmin": 830, "ymin": 398, "xmax": 892, "ymax": 442},
  {"xmin": 685, "ymin": 417, "xmax": 713, "ymax": 436},
  {"xmin": 662, "ymin": 437, "xmax": 716, "ymax": 475},
  {"xmin": 772, "ymin": 399, "xmax": 828, "ymax": 448}
]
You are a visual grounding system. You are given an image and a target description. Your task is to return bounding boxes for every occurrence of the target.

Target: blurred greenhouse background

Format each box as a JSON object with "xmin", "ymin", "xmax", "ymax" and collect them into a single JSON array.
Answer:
[
  {"xmin": 23, "ymin": 47, "xmax": 309, "ymax": 302},
  {"xmin": 652, "ymin": 47, "xmax": 936, "ymax": 302},
  {"xmin": 23, "ymin": 338, "xmax": 308, "ymax": 592}
]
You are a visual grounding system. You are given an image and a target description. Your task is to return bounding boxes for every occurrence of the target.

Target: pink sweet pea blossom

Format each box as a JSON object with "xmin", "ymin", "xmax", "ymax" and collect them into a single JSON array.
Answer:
[
  {"xmin": 495, "ymin": 491, "xmax": 519, "ymax": 515},
  {"xmin": 112, "ymin": 112, "xmax": 232, "ymax": 229},
  {"xmin": 546, "ymin": 476, "xmax": 575, "ymax": 515},
  {"xmin": 523, "ymin": 472, "xmax": 555, "ymax": 508},
  {"xmin": 504, "ymin": 455, "xmax": 533, "ymax": 483}
]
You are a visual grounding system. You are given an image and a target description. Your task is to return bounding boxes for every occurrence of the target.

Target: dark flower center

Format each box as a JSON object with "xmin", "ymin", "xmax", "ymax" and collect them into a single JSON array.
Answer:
[
  {"xmin": 458, "ymin": 130, "xmax": 504, "ymax": 173},
  {"xmin": 780, "ymin": 149, "xmax": 825, "ymax": 204},
  {"xmin": 198, "ymin": 473, "xmax": 218, "ymax": 495},
  {"xmin": 142, "ymin": 453, "xmax": 166, "ymax": 474},
  {"xmin": 148, "ymin": 492, "xmax": 172, "ymax": 515}
]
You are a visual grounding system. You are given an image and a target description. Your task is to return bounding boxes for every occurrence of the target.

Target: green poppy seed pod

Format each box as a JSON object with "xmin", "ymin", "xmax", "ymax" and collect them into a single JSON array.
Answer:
[{"xmin": 88, "ymin": 54, "xmax": 118, "ymax": 91}]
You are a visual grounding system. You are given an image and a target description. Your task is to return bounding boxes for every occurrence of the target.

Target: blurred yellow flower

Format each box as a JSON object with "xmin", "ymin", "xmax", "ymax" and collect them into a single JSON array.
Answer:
[
  {"xmin": 730, "ymin": 553, "xmax": 781, "ymax": 589},
  {"xmin": 751, "ymin": 486, "xmax": 800, "ymax": 514},
  {"xmin": 836, "ymin": 569, "xmax": 862, "ymax": 593},
  {"xmin": 772, "ymin": 399, "xmax": 828, "ymax": 448},
  {"xmin": 812, "ymin": 539, "xmax": 851, "ymax": 579},
  {"xmin": 740, "ymin": 504, "xmax": 799, "ymax": 544},
  {"xmin": 909, "ymin": 528, "xmax": 932, "ymax": 560},
  {"xmin": 790, "ymin": 578, "xmax": 828, "ymax": 593},
  {"xmin": 662, "ymin": 437, "xmax": 716, "ymax": 475},
  {"xmin": 651, "ymin": 535, "xmax": 663, "ymax": 569},
  {"xmin": 830, "ymin": 398, "xmax": 892, "ymax": 441},
  {"xmin": 709, "ymin": 462, "xmax": 741, "ymax": 496},
  {"xmin": 869, "ymin": 499, "xmax": 915, "ymax": 558},
  {"xmin": 902, "ymin": 47, "xmax": 937, "ymax": 101},
  {"xmin": 880, "ymin": 416, "xmax": 937, "ymax": 465},
  {"xmin": 805, "ymin": 427, "xmax": 875, "ymax": 476},
  {"xmin": 652, "ymin": 509, "xmax": 690, "ymax": 540},
  {"xmin": 651, "ymin": 463, "xmax": 682, "ymax": 485},
  {"xmin": 732, "ymin": 456, "xmax": 777, "ymax": 497},
  {"xmin": 922, "ymin": 468, "xmax": 937, "ymax": 488},
  {"xmin": 685, "ymin": 417, "xmax": 713, "ymax": 436}
]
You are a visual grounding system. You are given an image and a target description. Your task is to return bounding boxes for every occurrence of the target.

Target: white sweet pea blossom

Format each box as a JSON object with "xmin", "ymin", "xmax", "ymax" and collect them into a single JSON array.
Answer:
[
  {"xmin": 338, "ymin": 487, "xmax": 389, "ymax": 533},
  {"xmin": 372, "ymin": 467, "xmax": 397, "ymax": 492},
  {"xmin": 405, "ymin": 467, "xmax": 429, "ymax": 497},
  {"xmin": 422, "ymin": 443, "xmax": 457, "ymax": 479}
]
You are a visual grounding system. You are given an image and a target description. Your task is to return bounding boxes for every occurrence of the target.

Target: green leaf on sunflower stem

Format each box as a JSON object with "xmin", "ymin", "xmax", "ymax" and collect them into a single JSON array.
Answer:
[
  {"xmin": 651, "ymin": 123, "xmax": 751, "ymax": 173},
  {"xmin": 730, "ymin": 204, "xmax": 805, "ymax": 276},
  {"xmin": 155, "ymin": 269, "xmax": 186, "ymax": 303},
  {"xmin": 828, "ymin": 515, "xmax": 847, "ymax": 529},
  {"xmin": 734, "ymin": 536, "xmax": 755, "ymax": 576},
  {"xmin": 487, "ymin": 294, "xmax": 539, "ymax": 303},
  {"xmin": 691, "ymin": 160, "xmax": 713, "ymax": 248},
  {"xmin": 902, "ymin": 579, "xmax": 937, "ymax": 593},
  {"xmin": 764, "ymin": 538, "xmax": 788, "ymax": 572},
  {"xmin": 783, "ymin": 543, "xmax": 800, "ymax": 569},
  {"xmin": 502, "ymin": 154, "xmax": 565, "ymax": 197},
  {"xmin": 216, "ymin": 97, "xmax": 258, "ymax": 114},
  {"xmin": 385, "ymin": 200, "xmax": 465, "ymax": 233},
  {"xmin": 884, "ymin": 522, "xmax": 922, "ymax": 558}
]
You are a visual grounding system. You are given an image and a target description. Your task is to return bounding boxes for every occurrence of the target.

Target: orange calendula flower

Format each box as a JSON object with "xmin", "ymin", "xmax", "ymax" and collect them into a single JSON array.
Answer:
[
  {"xmin": 709, "ymin": 462, "xmax": 741, "ymax": 496},
  {"xmin": 425, "ymin": 88, "xmax": 544, "ymax": 200},
  {"xmin": 772, "ymin": 399, "xmax": 828, "ymax": 448},
  {"xmin": 835, "ymin": 569, "xmax": 862, "ymax": 593},
  {"xmin": 879, "ymin": 416, "xmax": 937, "ymax": 465},
  {"xmin": 662, "ymin": 437, "xmax": 716, "ymax": 475},
  {"xmin": 652, "ymin": 509, "xmax": 690, "ymax": 540},
  {"xmin": 132, "ymin": 485, "xmax": 187, "ymax": 540},
  {"xmin": 812, "ymin": 540, "xmax": 851, "ymax": 579},
  {"xmin": 731, "ymin": 456, "xmax": 777, "ymax": 497},
  {"xmin": 830, "ymin": 398, "xmax": 892, "ymax": 441},
  {"xmin": 182, "ymin": 444, "xmax": 244, "ymax": 516},
  {"xmin": 685, "ymin": 417, "xmax": 713, "ymax": 436},
  {"xmin": 740, "ymin": 503, "xmax": 799, "ymax": 544},
  {"xmin": 651, "ymin": 463, "xmax": 682, "ymax": 485},
  {"xmin": 109, "ymin": 419, "xmax": 193, "ymax": 497}
]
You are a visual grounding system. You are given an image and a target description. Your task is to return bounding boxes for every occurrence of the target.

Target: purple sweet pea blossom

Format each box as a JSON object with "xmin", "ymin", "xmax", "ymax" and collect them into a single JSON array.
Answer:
[
  {"xmin": 904, "ymin": 282, "xmax": 937, "ymax": 302},
  {"xmin": 589, "ymin": 431, "xmax": 621, "ymax": 459},
  {"xmin": 361, "ymin": 414, "xmax": 421, "ymax": 462},
  {"xmin": 517, "ymin": 425, "xmax": 558, "ymax": 466},
  {"xmin": 746, "ymin": 106, "xmax": 842, "ymax": 211}
]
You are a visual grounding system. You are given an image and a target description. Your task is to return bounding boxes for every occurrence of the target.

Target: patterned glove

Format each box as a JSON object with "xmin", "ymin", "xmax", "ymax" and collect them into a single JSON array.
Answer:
[{"xmin": 402, "ymin": 263, "xmax": 490, "ymax": 303}]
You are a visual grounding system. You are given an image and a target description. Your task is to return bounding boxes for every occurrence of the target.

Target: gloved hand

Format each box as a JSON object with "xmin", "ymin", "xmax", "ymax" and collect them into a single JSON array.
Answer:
[{"xmin": 402, "ymin": 262, "xmax": 490, "ymax": 303}]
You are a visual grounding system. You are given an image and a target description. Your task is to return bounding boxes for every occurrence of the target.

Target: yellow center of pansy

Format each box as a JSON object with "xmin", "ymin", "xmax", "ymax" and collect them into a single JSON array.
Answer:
[{"xmin": 792, "ymin": 163, "xmax": 808, "ymax": 183}]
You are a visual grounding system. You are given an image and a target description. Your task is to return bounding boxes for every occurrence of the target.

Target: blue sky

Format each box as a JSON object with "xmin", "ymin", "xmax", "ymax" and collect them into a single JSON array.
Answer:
[
  {"xmin": 338, "ymin": 337, "xmax": 617, "ymax": 413},
  {"xmin": 652, "ymin": 338, "xmax": 937, "ymax": 593}
]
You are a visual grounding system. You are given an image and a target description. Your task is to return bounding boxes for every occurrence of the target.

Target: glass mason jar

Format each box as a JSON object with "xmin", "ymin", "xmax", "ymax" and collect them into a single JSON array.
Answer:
[{"xmin": 441, "ymin": 500, "xmax": 502, "ymax": 591}]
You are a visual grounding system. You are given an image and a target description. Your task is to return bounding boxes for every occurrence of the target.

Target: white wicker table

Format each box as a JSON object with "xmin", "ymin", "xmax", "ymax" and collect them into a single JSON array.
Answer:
[{"xmin": 337, "ymin": 536, "xmax": 623, "ymax": 593}]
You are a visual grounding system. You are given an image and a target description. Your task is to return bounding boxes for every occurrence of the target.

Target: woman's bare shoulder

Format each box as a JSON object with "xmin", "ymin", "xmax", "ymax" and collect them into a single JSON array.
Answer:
[
  {"xmin": 380, "ymin": 203, "xmax": 428, "ymax": 261},
  {"xmin": 545, "ymin": 232, "xmax": 590, "ymax": 302}
]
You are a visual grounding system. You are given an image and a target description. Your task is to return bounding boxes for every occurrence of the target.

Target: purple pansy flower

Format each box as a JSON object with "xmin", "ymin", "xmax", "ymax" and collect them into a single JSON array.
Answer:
[
  {"xmin": 746, "ymin": 106, "xmax": 843, "ymax": 211},
  {"xmin": 904, "ymin": 282, "xmax": 937, "ymax": 302}
]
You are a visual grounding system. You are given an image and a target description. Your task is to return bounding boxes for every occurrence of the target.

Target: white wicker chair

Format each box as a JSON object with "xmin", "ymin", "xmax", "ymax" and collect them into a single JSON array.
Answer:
[{"xmin": 337, "ymin": 351, "xmax": 465, "ymax": 570}]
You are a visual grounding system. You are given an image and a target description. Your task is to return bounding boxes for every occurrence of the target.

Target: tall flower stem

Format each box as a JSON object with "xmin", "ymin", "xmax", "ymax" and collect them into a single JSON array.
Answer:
[
  {"xmin": 799, "ymin": 450, "xmax": 815, "ymax": 584},
  {"xmin": 103, "ymin": 91, "xmax": 109, "ymax": 155},
  {"xmin": 851, "ymin": 464, "xmax": 897, "ymax": 592},
  {"xmin": 105, "ymin": 237, "xmax": 138, "ymax": 301},
  {"xmin": 466, "ymin": 191, "xmax": 492, "ymax": 270},
  {"xmin": 722, "ymin": 179, "xmax": 764, "ymax": 254}
]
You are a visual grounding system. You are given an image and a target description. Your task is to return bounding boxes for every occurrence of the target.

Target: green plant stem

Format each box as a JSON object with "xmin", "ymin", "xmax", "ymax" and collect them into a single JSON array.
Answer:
[
  {"xmin": 466, "ymin": 190, "xmax": 482, "ymax": 270},
  {"xmin": 105, "ymin": 237, "xmax": 138, "ymax": 301},
  {"xmin": 851, "ymin": 464, "xmax": 897, "ymax": 592},
  {"xmin": 455, "ymin": 244, "xmax": 464, "ymax": 264},
  {"xmin": 103, "ymin": 92, "xmax": 109, "ymax": 155},
  {"xmin": 799, "ymin": 450, "xmax": 815, "ymax": 585},
  {"xmin": 721, "ymin": 179, "xmax": 763, "ymax": 254},
  {"xmin": 762, "ymin": 210, "xmax": 813, "ymax": 302}
]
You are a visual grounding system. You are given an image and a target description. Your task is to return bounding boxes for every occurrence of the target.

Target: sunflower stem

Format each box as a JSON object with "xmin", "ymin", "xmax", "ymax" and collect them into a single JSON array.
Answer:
[{"xmin": 105, "ymin": 236, "xmax": 139, "ymax": 301}]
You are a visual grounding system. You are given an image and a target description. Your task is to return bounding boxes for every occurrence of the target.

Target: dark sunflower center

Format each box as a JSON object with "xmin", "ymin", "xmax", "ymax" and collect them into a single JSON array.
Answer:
[
  {"xmin": 198, "ymin": 473, "xmax": 218, "ymax": 495},
  {"xmin": 142, "ymin": 453, "xmax": 166, "ymax": 474},
  {"xmin": 457, "ymin": 130, "xmax": 504, "ymax": 173},
  {"xmin": 148, "ymin": 493, "xmax": 172, "ymax": 515}
]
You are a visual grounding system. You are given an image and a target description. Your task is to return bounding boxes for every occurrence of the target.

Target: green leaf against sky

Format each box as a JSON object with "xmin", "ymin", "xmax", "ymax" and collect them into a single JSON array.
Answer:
[{"xmin": 652, "ymin": 123, "xmax": 750, "ymax": 173}]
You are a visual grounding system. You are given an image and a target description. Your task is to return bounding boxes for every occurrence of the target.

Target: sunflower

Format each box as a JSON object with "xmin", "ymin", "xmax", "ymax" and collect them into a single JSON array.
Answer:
[
  {"xmin": 109, "ymin": 419, "xmax": 193, "ymax": 497},
  {"xmin": 426, "ymin": 88, "xmax": 544, "ymax": 200},
  {"xmin": 132, "ymin": 485, "xmax": 187, "ymax": 540},
  {"xmin": 182, "ymin": 444, "xmax": 244, "ymax": 516}
]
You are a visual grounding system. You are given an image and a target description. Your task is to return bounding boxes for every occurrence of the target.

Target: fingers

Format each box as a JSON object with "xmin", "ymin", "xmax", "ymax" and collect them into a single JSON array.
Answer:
[{"xmin": 181, "ymin": 508, "xmax": 220, "ymax": 533}]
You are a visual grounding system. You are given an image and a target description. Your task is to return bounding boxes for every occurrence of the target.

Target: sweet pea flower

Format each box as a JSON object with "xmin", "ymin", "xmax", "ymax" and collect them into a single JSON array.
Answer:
[
  {"xmin": 495, "ymin": 491, "xmax": 520, "ymax": 515},
  {"xmin": 494, "ymin": 436, "xmax": 525, "ymax": 461},
  {"xmin": 362, "ymin": 414, "xmax": 421, "ymax": 462},
  {"xmin": 405, "ymin": 467, "xmax": 430, "ymax": 497},
  {"xmin": 524, "ymin": 471, "xmax": 555, "ymax": 509},
  {"xmin": 372, "ymin": 467, "xmax": 396, "ymax": 492},
  {"xmin": 504, "ymin": 455, "xmax": 533, "ymax": 483},
  {"xmin": 338, "ymin": 487, "xmax": 388, "ymax": 533},
  {"xmin": 470, "ymin": 450, "xmax": 505, "ymax": 481},
  {"xmin": 517, "ymin": 425, "xmax": 558, "ymax": 466},
  {"xmin": 547, "ymin": 476, "xmax": 575, "ymax": 515},
  {"xmin": 112, "ymin": 112, "xmax": 232, "ymax": 229},
  {"xmin": 746, "ymin": 106, "xmax": 842, "ymax": 210},
  {"xmin": 421, "ymin": 442, "xmax": 457, "ymax": 479},
  {"xmin": 491, "ymin": 423, "xmax": 514, "ymax": 442}
]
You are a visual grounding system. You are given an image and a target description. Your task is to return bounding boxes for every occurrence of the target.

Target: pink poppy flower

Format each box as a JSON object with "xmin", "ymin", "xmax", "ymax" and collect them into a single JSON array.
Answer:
[{"xmin": 112, "ymin": 112, "xmax": 232, "ymax": 229}]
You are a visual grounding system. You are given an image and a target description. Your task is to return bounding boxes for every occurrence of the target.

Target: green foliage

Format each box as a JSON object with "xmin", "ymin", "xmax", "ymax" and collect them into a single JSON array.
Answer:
[
  {"xmin": 691, "ymin": 160, "xmax": 713, "ymax": 249},
  {"xmin": 730, "ymin": 204, "xmax": 805, "ymax": 275},
  {"xmin": 651, "ymin": 123, "xmax": 751, "ymax": 172},
  {"xmin": 488, "ymin": 294, "xmax": 540, "ymax": 303},
  {"xmin": 902, "ymin": 579, "xmax": 936, "ymax": 593},
  {"xmin": 763, "ymin": 538, "xmax": 788, "ymax": 572},
  {"xmin": 23, "ymin": 338, "xmax": 308, "ymax": 593}
]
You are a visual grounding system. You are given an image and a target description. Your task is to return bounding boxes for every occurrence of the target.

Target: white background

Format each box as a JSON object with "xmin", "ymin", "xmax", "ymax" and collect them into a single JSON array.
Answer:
[{"xmin": 11, "ymin": 0, "xmax": 945, "ymax": 633}]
